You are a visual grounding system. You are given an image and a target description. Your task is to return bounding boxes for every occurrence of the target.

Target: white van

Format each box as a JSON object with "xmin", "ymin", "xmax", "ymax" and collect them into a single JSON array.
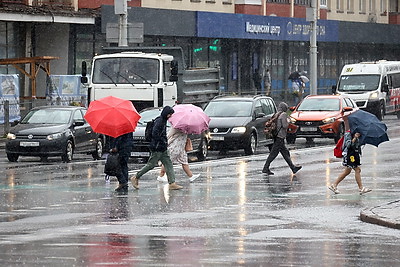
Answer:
[{"xmin": 333, "ymin": 60, "xmax": 400, "ymax": 120}]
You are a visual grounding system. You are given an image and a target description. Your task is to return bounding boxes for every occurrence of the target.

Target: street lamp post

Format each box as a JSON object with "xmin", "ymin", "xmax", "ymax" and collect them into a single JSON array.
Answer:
[{"xmin": 307, "ymin": 0, "xmax": 318, "ymax": 95}]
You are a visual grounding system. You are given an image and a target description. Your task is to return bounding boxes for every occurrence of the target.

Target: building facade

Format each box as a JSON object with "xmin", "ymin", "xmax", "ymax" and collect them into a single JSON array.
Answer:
[{"xmin": 2, "ymin": 0, "xmax": 400, "ymax": 105}]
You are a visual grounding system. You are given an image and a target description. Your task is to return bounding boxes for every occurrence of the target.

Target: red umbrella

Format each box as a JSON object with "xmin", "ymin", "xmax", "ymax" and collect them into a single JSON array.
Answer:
[
  {"xmin": 84, "ymin": 96, "xmax": 141, "ymax": 138},
  {"xmin": 168, "ymin": 104, "xmax": 210, "ymax": 134}
]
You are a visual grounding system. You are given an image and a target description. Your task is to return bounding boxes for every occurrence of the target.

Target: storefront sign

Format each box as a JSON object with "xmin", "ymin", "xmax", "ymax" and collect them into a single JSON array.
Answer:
[{"xmin": 197, "ymin": 12, "xmax": 338, "ymax": 42}]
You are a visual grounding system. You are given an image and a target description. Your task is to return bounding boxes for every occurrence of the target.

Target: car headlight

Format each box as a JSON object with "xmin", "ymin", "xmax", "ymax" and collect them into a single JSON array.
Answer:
[
  {"xmin": 7, "ymin": 133, "xmax": 16, "ymax": 140},
  {"xmin": 47, "ymin": 133, "xmax": 63, "ymax": 141},
  {"xmin": 369, "ymin": 91, "xmax": 379, "ymax": 99},
  {"xmin": 289, "ymin": 117, "xmax": 297, "ymax": 123},
  {"xmin": 322, "ymin": 117, "xmax": 336, "ymax": 124},
  {"xmin": 231, "ymin": 127, "xmax": 246, "ymax": 134}
]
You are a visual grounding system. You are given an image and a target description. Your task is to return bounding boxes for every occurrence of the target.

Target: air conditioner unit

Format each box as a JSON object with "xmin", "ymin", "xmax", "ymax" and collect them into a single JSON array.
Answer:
[{"xmin": 368, "ymin": 14, "xmax": 377, "ymax": 23}]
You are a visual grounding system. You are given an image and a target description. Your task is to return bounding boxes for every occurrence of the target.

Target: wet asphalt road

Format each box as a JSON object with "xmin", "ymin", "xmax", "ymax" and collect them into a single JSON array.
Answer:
[{"xmin": 0, "ymin": 115, "xmax": 400, "ymax": 266}]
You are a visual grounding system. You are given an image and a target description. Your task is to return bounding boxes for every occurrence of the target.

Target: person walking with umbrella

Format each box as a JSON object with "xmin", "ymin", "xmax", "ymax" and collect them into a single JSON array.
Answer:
[
  {"xmin": 110, "ymin": 132, "xmax": 134, "ymax": 193},
  {"xmin": 328, "ymin": 131, "xmax": 371, "ymax": 195},
  {"xmin": 131, "ymin": 106, "xmax": 183, "ymax": 190},
  {"xmin": 157, "ymin": 127, "xmax": 201, "ymax": 183}
]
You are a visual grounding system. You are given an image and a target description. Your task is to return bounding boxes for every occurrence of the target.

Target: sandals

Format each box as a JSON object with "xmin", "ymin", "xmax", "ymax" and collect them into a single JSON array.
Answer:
[
  {"xmin": 328, "ymin": 184, "xmax": 340, "ymax": 194},
  {"xmin": 359, "ymin": 187, "xmax": 372, "ymax": 195}
]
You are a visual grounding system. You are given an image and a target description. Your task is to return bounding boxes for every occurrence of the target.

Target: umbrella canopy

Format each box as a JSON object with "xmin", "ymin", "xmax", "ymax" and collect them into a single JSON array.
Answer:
[
  {"xmin": 300, "ymin": 75, "xmax": 309, "ymax": 83},
  {"xmin": 348, "ymin": 110, "xmax": 389, "ymax": 147},
  {"xmin": 168, "ymin": 104, "xmax": 210, "ymax": 134},
  {"xmin": 84, "ymin": 96, "xmax": 141, "ymax": 138},
  {"xmin": 288, "ymin": 71, "xmax": 300, "ymax": 80}
]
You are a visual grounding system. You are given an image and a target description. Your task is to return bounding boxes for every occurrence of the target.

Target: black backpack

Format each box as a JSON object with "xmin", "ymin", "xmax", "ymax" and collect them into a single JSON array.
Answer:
[
  {"xmin": 144, "ymin": 119, "xmax": 155, "ymax": 142},
  {"xmin": 264, "ymin": 112, "xmax": 282, "ymax": 139}
]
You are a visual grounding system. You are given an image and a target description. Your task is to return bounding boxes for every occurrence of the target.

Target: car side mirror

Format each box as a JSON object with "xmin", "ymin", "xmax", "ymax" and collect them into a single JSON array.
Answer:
[
  {"xmin": 343, "ymin": 107, "xmax": 353, "ymax": 112},
  {"xmin": 169, "ymin": 60, "xmax": 179, "ymax": 82},
  {"xmin": 382, "ymin": 84, "xmax": 389, "ymax": 93},
  {"xmin": 81, "ymin": 61, "xmax": 88, "ymax": 84},
  {"xmin": 11, "ymin": 120, "xmax": 19, "ymax": 126},
  {"xmin": 289, "ymin": 106, "xmax": 296, "ymax": 111},
  {"xmin": 256, "ymin": 112, "xmax": 265, "ymax": 118},
  {"xmin": 74, "ymin": 120, "xmax": 85, "ymax": 127}
]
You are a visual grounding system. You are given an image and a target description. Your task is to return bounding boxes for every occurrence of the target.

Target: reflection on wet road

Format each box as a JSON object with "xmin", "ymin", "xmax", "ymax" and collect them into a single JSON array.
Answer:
[{"xmin": 0, "ymin": 115, "xmax": 400, "ymax": 266}]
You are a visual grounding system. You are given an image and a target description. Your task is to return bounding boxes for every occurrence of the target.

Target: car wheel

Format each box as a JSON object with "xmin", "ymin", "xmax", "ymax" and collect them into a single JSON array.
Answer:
[
  {"xmin": 397, "ymin": 110, "xmax": 400, "ymax": 119},
  {"xmin": 334, "ymin": 124, "xmax": 345, "ymax": 143},
  {"xmin": 62, "ymin": 140, "xmax": 74, "ymax": 163},
  {"xmin": 286, "ymin": 133, "xmax": 296, "ymax": 144},
  {"xmin": 7, "ymin": 153, "xmax": 19, "ymax": 162},
  {"xmin": 244, "ymin": 133, "xmax": 257, "ymax": 155},
  {"xmin": 92, "ymin": 138, "xmax": 103, "ymax": 160},
  {"xmin": 197, "ymin": 138, "xmax": 208, "ymax": 161},
  {"xmin": 375, "ymin": 102, "xmax": 385, "ymax": 121}
]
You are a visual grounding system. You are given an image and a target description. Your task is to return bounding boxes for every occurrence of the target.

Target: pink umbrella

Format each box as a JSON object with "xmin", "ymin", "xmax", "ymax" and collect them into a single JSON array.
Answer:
[{"xmin": 168, "ymin": 104, "xmax": 210, "ymax": 134}]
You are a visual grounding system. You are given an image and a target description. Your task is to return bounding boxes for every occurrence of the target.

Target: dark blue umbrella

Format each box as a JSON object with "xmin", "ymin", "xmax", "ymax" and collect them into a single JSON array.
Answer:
[{"xmin": 348, "ymin": 110, "xmax": 389, "ymax": 147}]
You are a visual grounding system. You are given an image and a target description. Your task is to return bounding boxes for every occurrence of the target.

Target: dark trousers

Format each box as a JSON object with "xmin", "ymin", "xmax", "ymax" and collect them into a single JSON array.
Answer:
[
  {"xmin": 116, "ymin": 153, "xmax": 129, "ymax": 185},
  {"xmin": 263, "ymin": 137, "xmax": 295, "ymax": 171}
]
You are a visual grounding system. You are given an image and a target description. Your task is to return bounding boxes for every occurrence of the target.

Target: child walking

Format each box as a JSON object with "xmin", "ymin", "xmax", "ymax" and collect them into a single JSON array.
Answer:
[{"xmin": 328, "ymin": 131, "xmax": 371, "ymax": 195}]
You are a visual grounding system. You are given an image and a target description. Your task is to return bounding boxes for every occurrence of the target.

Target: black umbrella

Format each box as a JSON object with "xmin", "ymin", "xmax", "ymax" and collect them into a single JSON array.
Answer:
[
  {"xmin": 348, "ymin": 110, "xmax": 389, "ymax": 147},
  {"xmin": 288, "ymin": 71, "xmax": 300, "ymax": 80}
]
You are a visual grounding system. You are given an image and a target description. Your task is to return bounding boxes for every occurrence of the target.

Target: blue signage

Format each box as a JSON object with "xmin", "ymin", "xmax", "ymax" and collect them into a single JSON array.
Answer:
[{"xmin": 197, "ymin": 12, "xmax": 338, "ymax": 42}]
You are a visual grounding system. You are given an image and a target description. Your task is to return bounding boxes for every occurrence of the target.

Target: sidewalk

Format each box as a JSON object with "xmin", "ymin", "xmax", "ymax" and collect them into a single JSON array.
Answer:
[{"xmin": 360, "ymin": 200, "xmax": 400, "ymax": 229}]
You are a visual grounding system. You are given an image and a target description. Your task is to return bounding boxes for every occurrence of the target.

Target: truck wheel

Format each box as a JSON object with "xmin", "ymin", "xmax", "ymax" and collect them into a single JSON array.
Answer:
[
  {"xmin": 397, "ymin": 110, "xmax": 400, "ymax": 119},
  {"xmin": 92, "ymin": 138, "xmax": 103, "ymax": 160},
  {"xmin": 7, "ymin": 153, "xmax": 19, "ymax": 162},
  {"xmin": 62, "ymin": 140, "xmax": 74, "ymax": 163},
  {"xmin": 244, "ymin": 133, "xmax": 257, "ymax": 155},
  {"xmin": 286, "ymin": 134, "xmax": 296, "ymax": 144},
  {"xmin": 197, "ymin": 138, "xmax": 208, "ymax": 161}
]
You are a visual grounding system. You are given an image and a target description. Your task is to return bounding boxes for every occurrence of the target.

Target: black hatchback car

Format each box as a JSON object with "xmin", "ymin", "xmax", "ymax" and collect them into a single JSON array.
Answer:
[
  {"xmin": 5, "ymin": 106, "xmax": 103, "ymax": 162},
  {"xmin": 203, "ymin": 95, "xmax": 277, "ymax": 155}
]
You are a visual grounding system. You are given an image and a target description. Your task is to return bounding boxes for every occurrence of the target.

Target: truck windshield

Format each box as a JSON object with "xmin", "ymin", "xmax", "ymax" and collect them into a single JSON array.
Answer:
[
  {"xmin": 92, "ymin": 58, "xmax": 159, "ymax": 84},
  {"xmin": 337, "ymin": 74, "xmax": 380, "ymax": 92}
]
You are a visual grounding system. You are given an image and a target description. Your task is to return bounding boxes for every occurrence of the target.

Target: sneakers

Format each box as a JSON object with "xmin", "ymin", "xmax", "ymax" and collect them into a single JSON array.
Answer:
[
  {"xmin": 359, "ymin": 187, "xmax": 372, "ymax": 195},
  {"xmin": 157, "ymin": 175, "xmax": 168, "ymax": 183},
  {"xmin": 115, "ymin": 183, "xmax": 128, "ymax": 193},
  {"xmin": 130, "ymin": 176, "xmax": 139, "ymax": 189},
  {"xmin": 292, "ymin": 165, "xmax": 302, "ymax": 174},
  {"xmin": 328, "ymin": 184, "xmax": 340, "ymax": 194},
  {"xmin": 169, "ymin": 183, "xmax": 183, "ymax": 190},
  {"xmin": 189, "ymin": 174, "xmax": 200, "ymax": 182},
  {"xmin": 262, "ymin": 169, "xmax": 274, "ymax": 175}
]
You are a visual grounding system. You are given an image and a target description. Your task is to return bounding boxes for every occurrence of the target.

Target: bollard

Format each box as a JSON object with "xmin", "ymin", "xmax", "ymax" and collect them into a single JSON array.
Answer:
[{"xmin": 4, "ymin": 100, "xmax": 10, "ymax": 136}]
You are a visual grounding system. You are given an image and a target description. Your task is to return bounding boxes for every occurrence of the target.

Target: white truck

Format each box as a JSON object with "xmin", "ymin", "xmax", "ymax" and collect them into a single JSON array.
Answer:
[
  {"xmin": 81, "ymin": 46, "xmax": 220, "ymax": 111},
  {"xmin": 333, "ymin": 60, "xmax": 400, "ymax": 120}
]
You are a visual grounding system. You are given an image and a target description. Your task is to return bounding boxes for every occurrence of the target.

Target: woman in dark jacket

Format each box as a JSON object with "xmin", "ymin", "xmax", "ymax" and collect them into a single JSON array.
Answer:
[{"xmin": 131, "ymin": 106, "xmax": 183, "ymax": 190}]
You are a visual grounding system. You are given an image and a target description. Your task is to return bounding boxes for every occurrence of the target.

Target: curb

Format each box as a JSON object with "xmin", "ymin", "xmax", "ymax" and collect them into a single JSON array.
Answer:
[{"xmin": 360, "ymin": 200, "xmax": 400, "ymax": 230}]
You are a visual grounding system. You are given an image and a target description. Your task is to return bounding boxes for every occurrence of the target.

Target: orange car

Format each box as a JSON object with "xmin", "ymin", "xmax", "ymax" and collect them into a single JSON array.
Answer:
[{"xmin": 287, "ymin": 95, "xmax": 359, "ymax": 144}]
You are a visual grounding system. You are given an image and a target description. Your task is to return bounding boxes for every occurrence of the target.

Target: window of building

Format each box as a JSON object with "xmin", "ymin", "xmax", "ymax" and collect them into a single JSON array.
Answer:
[
  {"xmin": 380, "ymin": 0, "xmax": 387, "ymax": 13},
  {"xmin": 336, "ymin": 0, "xmax": 344, "ymax": 11},
  {"xmin": 359, "ymin": 0, "xmax": 366, "ymax": 13},
  {"xmin": 347, "ymin": 0, "xmax": 354, "ymax": 12},
  {"xmin": 0, "ymin": 22, "xmax": 23, "ymax": 74}
]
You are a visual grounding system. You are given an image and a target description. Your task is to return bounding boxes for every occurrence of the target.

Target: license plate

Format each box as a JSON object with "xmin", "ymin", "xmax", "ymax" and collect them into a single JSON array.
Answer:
[
  {"xmin": 131, "ymin": 151, "xmax": 150, "ymax": 157},
  {"xmin": 20, "ymin": 141, "xmax": 39, "ymax": 147},
  {"xmin": 212, "ymin": 136, "xmax": 224, "ymax": 141},
  {"xmin": 301, "ymin": 127, "xmax": 318, "ymax": 132}
]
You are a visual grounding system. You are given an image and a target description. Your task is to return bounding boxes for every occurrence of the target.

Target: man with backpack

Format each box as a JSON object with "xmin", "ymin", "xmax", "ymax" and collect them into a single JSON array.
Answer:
[
  {"xmin": 131, "ymin": 106, "xmax": 183, "ymax": 190},
  {"xmin": 262, "ymin": 102, "xmax": 302, "ymax": 175}
]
